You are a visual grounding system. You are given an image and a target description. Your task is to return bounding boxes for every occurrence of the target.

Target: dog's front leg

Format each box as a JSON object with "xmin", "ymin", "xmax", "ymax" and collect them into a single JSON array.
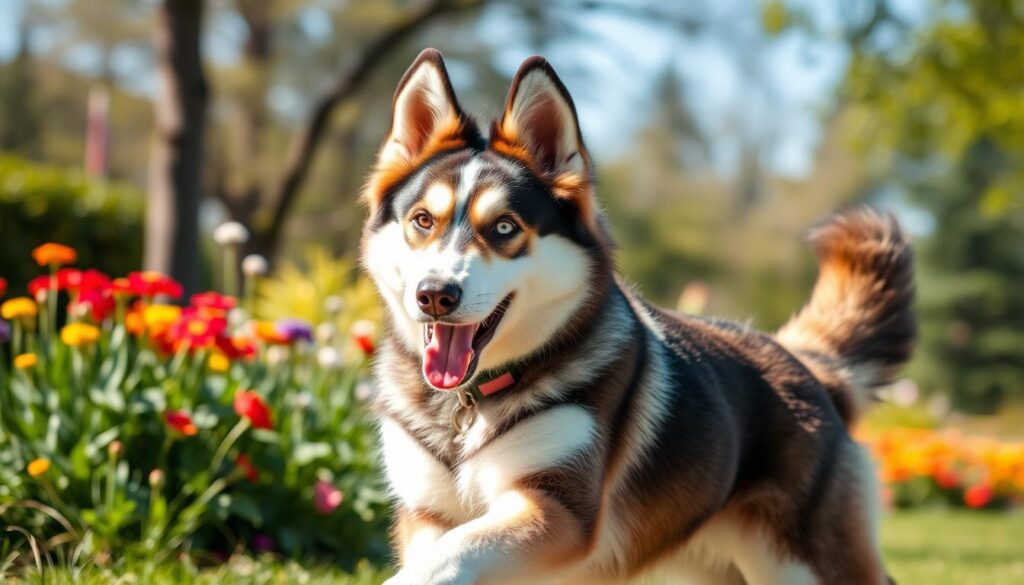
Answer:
[{"xmin": 387, "ymin": 489, "xmax": 588, "ymax": 585}]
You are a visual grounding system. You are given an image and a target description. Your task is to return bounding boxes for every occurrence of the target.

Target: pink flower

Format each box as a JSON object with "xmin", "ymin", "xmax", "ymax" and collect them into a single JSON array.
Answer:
[{"xmin": 313, "ymin": 480, "xmax": 343, "ymax": 515}]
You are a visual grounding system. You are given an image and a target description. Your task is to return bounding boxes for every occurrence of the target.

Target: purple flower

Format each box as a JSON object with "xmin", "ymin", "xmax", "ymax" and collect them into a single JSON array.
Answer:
[
  {"xmin": 0, "ymin": 319, "xmax": 9, "ymax": 344},
  {"xmin": 275, "ymin": 319, "xmax": 313, "ymax": 344}
]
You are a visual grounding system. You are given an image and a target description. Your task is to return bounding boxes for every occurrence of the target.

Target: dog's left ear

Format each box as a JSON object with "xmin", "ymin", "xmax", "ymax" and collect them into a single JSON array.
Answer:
[{"xmin": 492, "ymin": 57, "xmax": 595, "ymax": 222}]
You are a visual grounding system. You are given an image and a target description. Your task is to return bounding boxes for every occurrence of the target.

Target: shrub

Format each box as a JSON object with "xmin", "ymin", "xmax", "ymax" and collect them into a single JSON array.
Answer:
[
  {"xmin": 0, "ymin": 156, "xmax": 144, "ymax": 295},
  {"xmin": 0, "ymin": 242, "xmax": 389, "ymax": 573}
]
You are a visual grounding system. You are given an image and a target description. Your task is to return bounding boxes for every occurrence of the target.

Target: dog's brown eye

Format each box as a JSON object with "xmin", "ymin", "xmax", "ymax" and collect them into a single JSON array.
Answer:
[
  {"xmin": 495, "ymin": 220, "xmax": 518, "ymax": 236},
  {"xmin": 412, "ymin": 211, "xmax": 434, "ymax": 230}
]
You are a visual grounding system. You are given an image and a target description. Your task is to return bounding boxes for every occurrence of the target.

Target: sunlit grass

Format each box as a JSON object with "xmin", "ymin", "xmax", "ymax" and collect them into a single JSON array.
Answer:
[
  {"xmin": 882, "ymin": 509, "xmax": 1024, "ymax": 584},
  {"xmin": 9, "ymin": 510, "xmax": 1023, "ymax": 583}
]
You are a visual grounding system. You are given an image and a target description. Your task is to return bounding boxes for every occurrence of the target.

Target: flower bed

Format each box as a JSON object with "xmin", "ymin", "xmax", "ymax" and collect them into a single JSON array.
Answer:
[
  {"xmin": 859, "ymin": 427, "xmax": 1024, "ymax": 510},
  {"xmin": 0, "ymin": 243, "xmax": 388, "ymax": 568}
]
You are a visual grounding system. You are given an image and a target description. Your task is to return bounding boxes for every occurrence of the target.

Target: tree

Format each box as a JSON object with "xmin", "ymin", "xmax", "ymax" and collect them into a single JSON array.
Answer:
[
  {"xmin": 0, "ymin": 26, "xmax": 41, "ymax": 156},
  {"xmin": 145, "ymin": 0, "xmax": 207, "ymax": 295},
  {"xmin": 842, "ymin": 0, "xmax": 1024, "ymax": 411},
  {"xmin": 208, "ymin": 0, "xmax": 491, "ymax": 262}
]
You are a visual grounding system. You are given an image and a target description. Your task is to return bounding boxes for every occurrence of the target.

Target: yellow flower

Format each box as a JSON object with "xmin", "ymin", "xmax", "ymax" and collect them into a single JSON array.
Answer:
[
  {"xmin": 1, "ymin": 297, "xmax": 38, "ymax": 320},
  {"xmin": 208, "ymin": 352, "xmax": 230, "ymax": 373},
  {"xmin": 32, "ymin": 243, "xmax": 77, "ymax": 266},
  {"xmin": 61, "ymin": 322, "xmax": 101, "ymax": 347},
  {"xmin": 27, "ymin": 458, "xmax": 51, "ymax": 477},
  {"xmin": 143, "ymin": 304, "xmax": 181, "ymax": 336},
  {"xmin": 14, "ymin": 353, "xmax": 38, "ymax": 369}
]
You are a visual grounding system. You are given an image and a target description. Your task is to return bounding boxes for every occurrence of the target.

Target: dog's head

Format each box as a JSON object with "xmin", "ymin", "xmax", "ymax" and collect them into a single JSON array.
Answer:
[{"xmin": 361, "ymin": 49, "xmax": 610, "ymax": 391}]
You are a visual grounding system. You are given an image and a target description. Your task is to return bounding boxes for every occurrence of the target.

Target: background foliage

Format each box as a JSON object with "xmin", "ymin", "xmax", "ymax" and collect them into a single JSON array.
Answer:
[{"xmin": 0, "ymin": 156, "xmax": 144, "ymax": 294}]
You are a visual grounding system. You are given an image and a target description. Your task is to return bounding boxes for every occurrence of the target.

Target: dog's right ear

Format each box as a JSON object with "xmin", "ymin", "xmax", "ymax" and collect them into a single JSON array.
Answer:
[{"xmin": 364, "ymin": 49, "xmax": 477, "ymax": 212}]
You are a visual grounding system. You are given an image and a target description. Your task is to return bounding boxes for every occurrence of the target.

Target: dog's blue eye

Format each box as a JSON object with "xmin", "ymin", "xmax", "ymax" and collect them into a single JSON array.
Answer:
[{"xmin": 495, "ymin": 220, "xmax": 518, "ymax": 236}]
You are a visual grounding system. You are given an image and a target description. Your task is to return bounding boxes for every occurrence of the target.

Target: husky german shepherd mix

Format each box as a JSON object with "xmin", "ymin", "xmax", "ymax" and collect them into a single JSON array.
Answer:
[{"xmin": 361, "ymin": 49, "xmax": 914, "ymax": 585}]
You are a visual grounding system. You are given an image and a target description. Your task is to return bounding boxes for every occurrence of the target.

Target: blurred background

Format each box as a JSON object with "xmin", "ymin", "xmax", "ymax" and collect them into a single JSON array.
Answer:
[
  {"xmin": 2, "ymin": 0, "xmax": 1021, "ymax": 415},
  {"xmin": 0, "ymin": 0, "xmax": 1022, "ymax": 581}
]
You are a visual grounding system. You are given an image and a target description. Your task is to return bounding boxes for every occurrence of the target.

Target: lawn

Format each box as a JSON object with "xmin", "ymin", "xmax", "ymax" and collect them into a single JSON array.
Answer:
[
  {"xmin": 9, "ymin": 510, "xmax": 1023, "ymax": 584},
  {"xmin": 882, "ymin": 509, "xmax": 1024, "ymax": 584}
]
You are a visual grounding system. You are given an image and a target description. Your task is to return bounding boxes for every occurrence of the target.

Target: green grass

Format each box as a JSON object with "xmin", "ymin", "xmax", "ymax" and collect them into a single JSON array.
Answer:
[
  {"xmin": 882, "ymin": 509, "xmax": 1024, "ymax": 584},
  {"xmin": 7, "ymin": 510, "xmax": 1023, "ymax": 583}
]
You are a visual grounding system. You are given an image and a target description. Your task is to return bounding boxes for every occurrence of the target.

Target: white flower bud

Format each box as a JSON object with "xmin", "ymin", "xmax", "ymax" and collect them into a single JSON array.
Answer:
[
  {"xmin": 242, "ymin": 254, "xmax": 268, "ymax": 276},
  {"xmin": 316, "ymin": 322, "xmax": 337, "ymax": 344},
  {"xmin": 213, "ymin": 221, "xmax": 250, "ymax": 246},
  {"xmin": 294, "ymin": 392, "xmax": 313, "ymax": 410},
  {"xmin": 317, "ymin": 346, "xmax": 341, "ymax": 370},
  {"xmin": 228, "ymin": 308, "xmax": 248, "ymax": 328},
  {"xmin": 265, "ymin": 345, "xmax": 288, "ymax": 366}
]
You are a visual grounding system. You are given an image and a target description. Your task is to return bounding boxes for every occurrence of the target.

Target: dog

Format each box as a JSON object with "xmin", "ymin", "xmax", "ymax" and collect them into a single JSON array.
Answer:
[{"xmin": 361, "ymin": 48, "xmax": 914, "ymax": 585}]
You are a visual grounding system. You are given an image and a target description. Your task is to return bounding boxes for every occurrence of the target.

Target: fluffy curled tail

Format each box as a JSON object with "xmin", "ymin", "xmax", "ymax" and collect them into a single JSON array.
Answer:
[{"xmin": 777, "ymin": 208, "xmax": 916, "ymax": 427}]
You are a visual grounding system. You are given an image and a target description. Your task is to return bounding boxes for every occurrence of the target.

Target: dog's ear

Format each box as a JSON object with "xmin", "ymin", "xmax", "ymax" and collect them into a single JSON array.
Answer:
[
  {"xmin": 492, "ymin": 57, "xmax": 594, "ymax": 223},
  {"xmin": 365, "ymin": 49, "xmax": 476, "ymax": 211}
]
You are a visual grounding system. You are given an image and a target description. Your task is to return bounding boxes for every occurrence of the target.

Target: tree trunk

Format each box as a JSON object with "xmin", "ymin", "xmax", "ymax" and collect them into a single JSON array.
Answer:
[{"xmin": 145, "ymin": 0, "xmax": 207, "ymax": 296}]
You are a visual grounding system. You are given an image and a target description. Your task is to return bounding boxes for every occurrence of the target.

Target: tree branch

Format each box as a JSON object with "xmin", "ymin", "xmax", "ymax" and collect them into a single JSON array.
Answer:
[{"xmin": 260, "ymin": 0, "xmax": 487, "ymax": 257}]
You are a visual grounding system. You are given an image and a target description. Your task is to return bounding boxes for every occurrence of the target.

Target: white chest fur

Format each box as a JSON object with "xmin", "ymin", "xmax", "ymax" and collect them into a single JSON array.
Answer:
[{"xmin": 379, "ymin": 404, "xmax": 596, "ymax": 521}]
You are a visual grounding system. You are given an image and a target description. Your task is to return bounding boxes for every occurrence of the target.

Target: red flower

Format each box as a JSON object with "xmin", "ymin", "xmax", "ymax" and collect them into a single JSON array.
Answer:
[
  {"xmin": 57, "ymin": 268, "xmax": 111, "ymax": 293},
  {"xmin": 234, "ymin": 390, "xmax": 273, "ymax": 429},
  {"xmin": 964, "ymin": 483, "xmax": 993, "ymax": 509},
  {"xmin": 164, "ymin": 410, "xmax": 199, "ymax": 436},
  {"xmin": 0, "ymin": 277, "xmax": 6, "ymax": 298},
  {"xmin": 126, "ymin": 271, "xmax": 183, "ymax": 299},
  {"xmin": 351, "ymin": 320, "xmax": 376, "ymax": 356},
  {"xmin": 235, "ymin": 453, "xmax": 259, "ymax": 482},
  {"xmin": 167, "ymin": 307, "xmax": 227, "ymax": 350},
  {"xmin": 28, "ymin": 275, "xmax": 51, "ymax": 298},
  {"xmin": 70, "ymin": 287, "xmax": 115, "ymax": 322},
  {"xmin": 216, "ymin": 335, "xmax": 257, "ymax": 360},
  {"xmin": 191, "ymin": 291, "xmax": 236, "ymax": 315}
]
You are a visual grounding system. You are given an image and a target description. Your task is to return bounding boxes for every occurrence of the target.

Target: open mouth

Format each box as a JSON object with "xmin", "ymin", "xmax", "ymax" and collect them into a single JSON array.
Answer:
[{"xmin": 422, "ymin": 293, "xmax": 514, "ymax": 390}]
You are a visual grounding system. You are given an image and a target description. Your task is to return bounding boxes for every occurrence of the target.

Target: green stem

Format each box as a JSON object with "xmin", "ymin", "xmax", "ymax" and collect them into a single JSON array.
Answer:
[
  {"xmin": 223, "ymin": 245, "xmax": 238, "ymax": 298},
  {"xmin": 209, "ymin": 418, "xmax": 250, "ymax": 474},
  {"xmin": 47, "ymin": 266, "xmax": 57, "ymax": 350}
]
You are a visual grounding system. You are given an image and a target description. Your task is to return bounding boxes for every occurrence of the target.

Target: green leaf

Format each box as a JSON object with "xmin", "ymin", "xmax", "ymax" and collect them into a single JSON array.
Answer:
[{"xmin": 293, "ymin": 442, "xmax": 332, "ymax": 465}]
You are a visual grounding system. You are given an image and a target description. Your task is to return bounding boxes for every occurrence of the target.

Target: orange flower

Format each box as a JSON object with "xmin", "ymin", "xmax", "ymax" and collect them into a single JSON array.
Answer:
[
  {"xmin": 252, "ymin": 320, "xmax": 289, "ymax": 345},
  {"xmin": 125, "ymin": 308, "xmax": 145, "ymax": 335},
  {"xmin": 32, "ymin": 243, "xmax": 77, "ymax": 266},
  {"xmin": 27, "ymin": 458, "xmax": 51, "ymax": 477}
]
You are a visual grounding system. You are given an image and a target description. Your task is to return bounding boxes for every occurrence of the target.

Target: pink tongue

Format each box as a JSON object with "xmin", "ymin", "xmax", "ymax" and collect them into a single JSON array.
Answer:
[{"xmin": 423, "ymin": 323, "xmax": 478, "ymax": 389}]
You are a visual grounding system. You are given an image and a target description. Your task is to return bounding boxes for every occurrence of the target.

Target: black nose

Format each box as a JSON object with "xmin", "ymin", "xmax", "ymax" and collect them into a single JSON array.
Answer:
[{"xmin": 416, "ymin": 278, "xmax": 462, "ymax": 317}]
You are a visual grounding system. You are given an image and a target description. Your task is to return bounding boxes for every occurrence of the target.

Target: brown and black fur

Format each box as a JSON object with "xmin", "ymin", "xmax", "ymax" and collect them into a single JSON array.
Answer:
[{"xmin": 364, "ymin": 49, "xmax": 914, "ymax": 585}]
